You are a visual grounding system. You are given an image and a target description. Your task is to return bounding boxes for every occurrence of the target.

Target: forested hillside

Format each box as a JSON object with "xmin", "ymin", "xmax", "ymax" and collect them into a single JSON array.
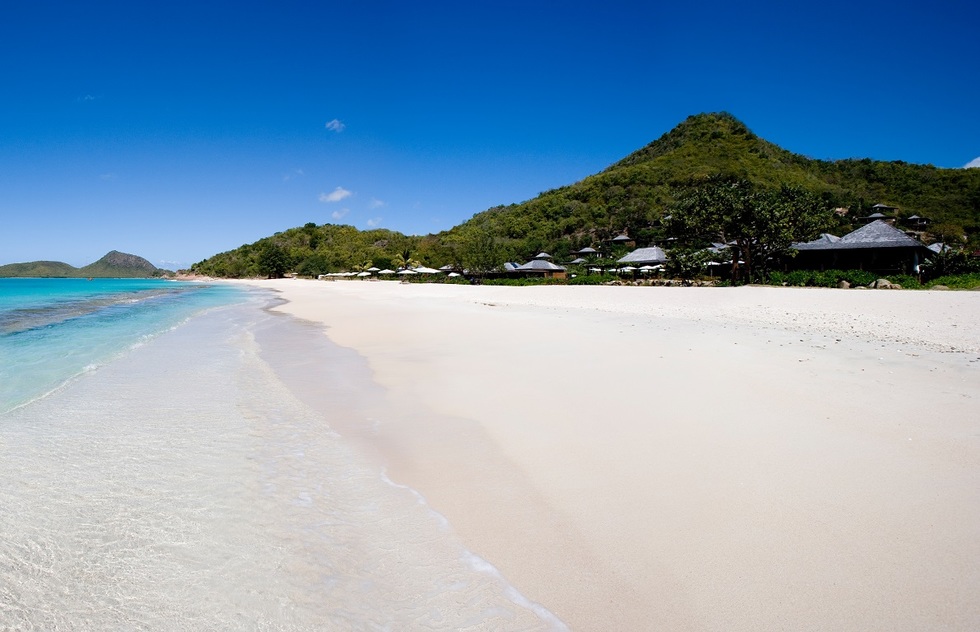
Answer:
[{"xmin": 191, "ymin": 113, "xmax": 980, "ymax": 278}]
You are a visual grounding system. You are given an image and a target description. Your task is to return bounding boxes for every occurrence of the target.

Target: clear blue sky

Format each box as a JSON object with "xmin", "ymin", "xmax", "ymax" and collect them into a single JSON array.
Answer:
[{"xmin": 2, "ymin": 0, "xmax": 977, "ymax": 269}]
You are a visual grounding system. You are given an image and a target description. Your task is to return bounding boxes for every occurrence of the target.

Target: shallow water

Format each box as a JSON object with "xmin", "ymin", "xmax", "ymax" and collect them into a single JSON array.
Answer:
[
  {"xmin": 0, "ymin": 293, "xmax": 563, "ymax": 630},
  {"xmin": 0, "ymin": 278, "xmax": 243, "ymax": 414}
]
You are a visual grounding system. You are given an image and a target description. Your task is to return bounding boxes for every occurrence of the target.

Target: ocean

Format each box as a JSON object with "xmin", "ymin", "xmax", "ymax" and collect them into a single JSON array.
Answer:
[{"xmin": 0, "ymin": 278, "xmax": 563, "ymax": 630}]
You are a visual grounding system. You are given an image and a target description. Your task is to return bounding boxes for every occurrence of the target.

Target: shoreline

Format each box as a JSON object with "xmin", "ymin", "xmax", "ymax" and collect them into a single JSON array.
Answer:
[{"xmin": 236, "ymin": 279, "xmax": 980, "ymax": 630}]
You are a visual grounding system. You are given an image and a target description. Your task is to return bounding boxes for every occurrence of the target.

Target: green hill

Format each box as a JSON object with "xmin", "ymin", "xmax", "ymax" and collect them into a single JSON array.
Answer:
[
  {"xmin": 78, "ymin": 251, "xmax": 166, "ymax": 278},
  {"xmin": 0, "ymin": 261, "xmax": 78, "ymax": 277},
  {"xmin": 190, "ymin": 112, "xmax": 980, "ymax": 278},
  {"xmin": 0, "ymin": 251, "xmax": 170, "ymax": 278}
]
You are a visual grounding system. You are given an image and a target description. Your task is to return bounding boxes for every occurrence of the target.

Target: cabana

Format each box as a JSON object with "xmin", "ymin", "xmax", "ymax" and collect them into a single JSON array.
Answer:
[
  {"xmin": 791, "ymin": 220, "xmax": 932, "ymax": 274},
  {"xmin": 512, "ymin": 256, "xmax": 567, "ymax": 279},
  {"xmin": 617, "ymin": 245, "xmax": 667, "ymax": 266}
]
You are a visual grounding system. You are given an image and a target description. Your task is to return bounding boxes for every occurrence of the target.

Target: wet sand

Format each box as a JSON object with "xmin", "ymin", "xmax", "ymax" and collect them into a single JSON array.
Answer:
[{"xmin": 242, "ymin": 279, "xmax": 980, "ymax": 631}]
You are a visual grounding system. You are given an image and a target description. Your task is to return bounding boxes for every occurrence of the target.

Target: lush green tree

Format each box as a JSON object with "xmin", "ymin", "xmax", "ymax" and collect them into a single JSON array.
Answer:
[
  {"xmin": 667, "ymin": 178, "xmax": 830, "ymax": 283},
  {"xmin": 257, "ymin": 242, "xmax": 290, "ymax": 278},
  {"xmin": 460, "ymin": 226, "xmax": 502, "ymax": 274},
  {"xmin": 664, "ymin": 247, "xmax": 713, "ymax": 280},
  {"xmin": 921, "ymin": 246, "xmax": 980, "ymax": 279}
]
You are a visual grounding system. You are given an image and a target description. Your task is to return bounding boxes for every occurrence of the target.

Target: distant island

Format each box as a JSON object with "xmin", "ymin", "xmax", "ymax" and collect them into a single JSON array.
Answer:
[{"xmin": 0, "ymin": 250, "xmax": 172, "ymax": 278}]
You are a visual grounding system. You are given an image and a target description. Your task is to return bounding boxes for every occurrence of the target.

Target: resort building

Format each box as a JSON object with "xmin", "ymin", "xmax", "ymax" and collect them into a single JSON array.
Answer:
[
  {"xmin": 791, "ymin": 220, "xmax": 932, "ymax": 274},
  {"xmin": 617, "ymin": 245, "xmax": 668, "ymax": 267},
  {"xmin": 513, "ymin": 253, "xmax": 567, "ymax": 279}
]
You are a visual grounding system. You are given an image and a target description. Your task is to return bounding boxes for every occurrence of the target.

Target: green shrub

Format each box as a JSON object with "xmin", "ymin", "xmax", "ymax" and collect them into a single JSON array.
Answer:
[
  {"xmin": 482, "ymin": 277, "xmax": 564, "ymax": 286},
  {"xmin": 888, "ymin": 274, "xmax": 922, "ymax": 289},
  {"xmin": 925, "ymin": 273, "xmax": 980, "ymax": 289},
  {"xmin": 767, "ymin": 269, "xmax": 877, "ymax": 288},
  {"xmin": 837, "ymin": 269, "xmax": 876, "ymax": 287}
]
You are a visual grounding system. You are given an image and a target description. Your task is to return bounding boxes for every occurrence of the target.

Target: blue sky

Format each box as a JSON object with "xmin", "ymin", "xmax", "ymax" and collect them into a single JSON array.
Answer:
[{"xmin": 2, "ymin": 0, "xmax": 977, "ymax": 269}]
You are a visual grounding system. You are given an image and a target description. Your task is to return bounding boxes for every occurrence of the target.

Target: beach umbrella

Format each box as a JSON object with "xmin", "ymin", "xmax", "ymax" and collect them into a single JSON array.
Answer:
[
  {"xmin": 357, "ymin": 271, "xmax": 371, "ymax": 277},
  {"xmin": 368, "ymin": 267, "xmax": 380, "ymax": 272},
  {"xmin": 397, "ymin": 269, "xmax": 417, "ymax": 275},
  {"xmin": 414, "ymin": 266, "xmax": 441, "ymax": 274},
  {"xmin": 447, "ymin": 272, "xmax": 461, "ymax": 277},
  {"xmin": 378, "ymin": 269, "xmax": 395, "ymax": 275}
]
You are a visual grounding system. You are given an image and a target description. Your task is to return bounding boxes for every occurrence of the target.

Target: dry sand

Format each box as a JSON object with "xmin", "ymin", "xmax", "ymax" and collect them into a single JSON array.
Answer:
[{"xmin": 239, "ymin": 279, "xmax": 980, "ymax": 631}]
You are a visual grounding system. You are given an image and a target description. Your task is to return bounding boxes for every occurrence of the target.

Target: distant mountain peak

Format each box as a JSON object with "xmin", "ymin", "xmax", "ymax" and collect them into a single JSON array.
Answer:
[{"xmin": 91, "ymin": 250, "xmax": 158, "ymax": 272}]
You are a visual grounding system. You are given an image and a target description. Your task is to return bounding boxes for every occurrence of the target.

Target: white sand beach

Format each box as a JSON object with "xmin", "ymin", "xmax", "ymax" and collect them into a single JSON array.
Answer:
[{"xmin": 240, "ymin": 279, "xmax": 980, "ymax": 631}]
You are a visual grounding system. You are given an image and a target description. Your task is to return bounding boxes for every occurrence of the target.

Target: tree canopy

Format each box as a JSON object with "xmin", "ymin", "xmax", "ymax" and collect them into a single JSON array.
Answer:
[{"xmin": 667, "ymin": 178, "xmax": 832, "ymax": 283}]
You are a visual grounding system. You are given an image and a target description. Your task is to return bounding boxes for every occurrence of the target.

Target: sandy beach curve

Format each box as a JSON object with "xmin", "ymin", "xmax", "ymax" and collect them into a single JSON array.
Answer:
[{"xmin": 239, "ymin": 279, "xmax": 980, "ymax": 631}]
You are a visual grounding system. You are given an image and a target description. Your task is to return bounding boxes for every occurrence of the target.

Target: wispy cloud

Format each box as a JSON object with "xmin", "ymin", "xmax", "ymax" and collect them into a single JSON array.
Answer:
[
  {"xmin": 331, "ymin": 208, "xmax": 349, "ymax": 220},
  {"xmin": 77, "ymin": 94, "xmax": 98, "ymax": 103},
  {"xmin": 366, "ymin": 217, "xmax": 382, "ymax": 228},
  {"xmin": 965, "ymin": 156, "xmax": 980, "ymax": 169},
  {"xmin": 100, "ymin": 172, "xmax": 117, "ymax": 181},
  {"xmin": 319, "ymin": 187, "xmax": 352, "ymax": 203},
  {"xmin": 325, "ymin": 119, "xmax": 346, "ymax": 133},
  {"xmin": 368, "ymin": 197, "xmax": 385, "ymax": 209},
  {"xmin": 282, "ymin": 169, "xmax": 305, "ymax": 181}
]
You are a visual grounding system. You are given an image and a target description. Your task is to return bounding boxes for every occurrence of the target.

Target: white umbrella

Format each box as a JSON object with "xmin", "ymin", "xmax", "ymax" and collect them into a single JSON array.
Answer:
[
  {"xmin": 357, "ymin": 271, "xmax": 371, "ymax": 277},
  {"xmin": 397, "ymin": 269, "xmax": 417, "ymax": 275},
  {"xmin": 367, "ymin": 267, "xmax": 380, "ymax": 272},
  {"xmin": 414, "ymin": 266, "xmax": 441, "ymax": 274},
  {"xmin": 378, "ymin": 269, "xmax": 396, "ymax": 274},
  {"xmin": 447, "ymin": 272, "xmax": 461, "ymax": 277}
]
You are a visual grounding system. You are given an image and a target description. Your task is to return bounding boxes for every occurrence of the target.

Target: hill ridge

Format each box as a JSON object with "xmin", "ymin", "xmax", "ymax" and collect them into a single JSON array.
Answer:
[
  {"xmin": 179, "ymin": 112, "xmax": 978, "ymax": 277},
  {"xmin": 0, "ymin": 251, "xmax": 170, "ymax": 278}
]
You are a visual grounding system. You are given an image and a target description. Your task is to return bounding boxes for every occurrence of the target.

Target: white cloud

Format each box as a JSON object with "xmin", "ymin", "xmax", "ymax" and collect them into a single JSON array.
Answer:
[
  {"xmin": 282, "ymin": 169, "xmax": 305, "ymax": 181},
  {"xmin": 100, "ymin": 172, "xmax": 117, "ymax": 181},
  {"xmin": 964, "ymin": 156, "xmax": 980, "ymax": 169},
  {"xmin": 368, "ymin": 197, "xmax": 385, "ymax": 209},
  {"xmin": 325, "ymin": 119, "xmax": 345, "ymax": 133},
  {"xmin": 78, "ymin": 94, "xmax": 98, "ymax": 103},
  {"xmin": 331, "ymin": 208, "xmax": 349, "ymax": 220},
  {"xmin": 366, "ymin": 217, "xmax": 382, "ymax": 227},
  {"xmin": 319, "ymin": 187, "xmax": 352, "ymax": 203}
]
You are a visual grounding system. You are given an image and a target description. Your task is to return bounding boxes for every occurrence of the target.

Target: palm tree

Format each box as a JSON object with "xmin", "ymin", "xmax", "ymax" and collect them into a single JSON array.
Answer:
[{"xmin": 393, "ymin": 249, "xmax": 421, "ymax": 270}]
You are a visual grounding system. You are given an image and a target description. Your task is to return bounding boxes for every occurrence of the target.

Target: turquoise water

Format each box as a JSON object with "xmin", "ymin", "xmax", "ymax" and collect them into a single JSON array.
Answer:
[
  {"xmin": 0, "ymin": 278, "xmax": 244, "ymax": 413},
  {"xmin": 0, "ymin": 282, "xmax": 563, "ymax": 629}
]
